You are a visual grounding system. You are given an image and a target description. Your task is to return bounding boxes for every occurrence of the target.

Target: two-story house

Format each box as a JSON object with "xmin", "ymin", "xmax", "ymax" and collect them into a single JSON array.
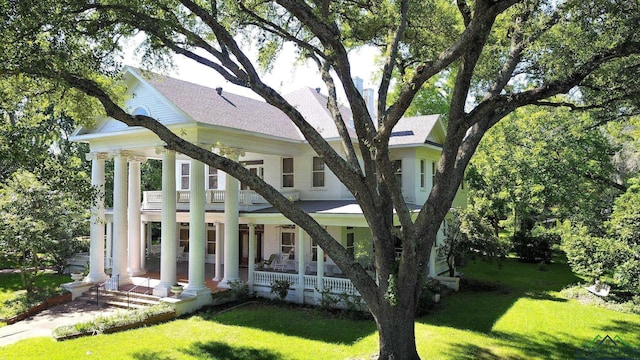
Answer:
[{"xmin": 70, "ymin": 66, "xmax": 466, "ymax": 311}]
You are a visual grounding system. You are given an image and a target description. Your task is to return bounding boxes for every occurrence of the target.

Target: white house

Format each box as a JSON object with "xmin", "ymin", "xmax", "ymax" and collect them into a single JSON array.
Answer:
[{"xmin": 70, "ymin": 66, "xmax": 466, "ymax": 311}]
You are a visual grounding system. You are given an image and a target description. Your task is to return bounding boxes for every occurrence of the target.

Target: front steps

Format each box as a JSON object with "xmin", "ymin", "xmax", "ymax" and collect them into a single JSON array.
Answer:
[{"xmin": 76, "ymin": 287, "xmax": 161, "ymax": 310}]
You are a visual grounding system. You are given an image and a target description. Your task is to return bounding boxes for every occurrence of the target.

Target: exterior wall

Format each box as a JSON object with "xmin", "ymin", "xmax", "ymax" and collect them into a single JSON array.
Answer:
[{"xmin": 100, "ymin": 82, "xmax": 188, "ymax": 134}]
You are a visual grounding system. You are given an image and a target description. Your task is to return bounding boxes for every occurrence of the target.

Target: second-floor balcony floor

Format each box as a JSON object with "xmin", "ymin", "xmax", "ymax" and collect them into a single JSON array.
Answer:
[{"xmin": 141, "ymin": 189, "xmax": 300, "ymax": 211}]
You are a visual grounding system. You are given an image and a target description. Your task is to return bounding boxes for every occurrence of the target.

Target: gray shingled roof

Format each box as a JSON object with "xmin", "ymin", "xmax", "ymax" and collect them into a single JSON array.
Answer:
[
  {"xmin": 133, "ymin": 68, "xmax": 439, "ymax": 146},
  {"xmin": 140, "ymin": 69, "xmax": 304, "ymax": 141}
]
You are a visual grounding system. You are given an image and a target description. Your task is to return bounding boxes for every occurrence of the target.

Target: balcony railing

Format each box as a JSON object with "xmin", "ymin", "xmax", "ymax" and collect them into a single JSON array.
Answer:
[{"xmin": 142, "ymin": 189, "xmax": 299, "ymax": 209}]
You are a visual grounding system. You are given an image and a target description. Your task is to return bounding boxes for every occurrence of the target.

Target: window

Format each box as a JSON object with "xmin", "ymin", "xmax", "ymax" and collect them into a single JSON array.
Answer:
[
  {"xmin": 420, "ymin": 159, "xmax": 426, "ymax": 188},
  {"xmin": 393, "ymin": 159, "xmax": 402, "ymax": 187},
  {"xmin": 207, "ymin": 166, "xmax": 218, "ymax": 189},
  {"xmin": 132, "ymin": 106, "xmax": 149, "ymax": 116},
  {"xmin": 206, "ymin": 224, "xmax": 216, "ymax": 255},
  {"xmin": 346, "ymin": 228, "xmax": 355, "ymax": 258},
  {"xmin": 282, "ymin": 157, "xmax": 294, "ymax": 188},
  {"xmin": 281, "ymin": 225, "xmax": 295, "ymax": 255},
  {"xmin": 312, "ymin": 157, "xmax": 325, "ymax": 187},
  {"xmin": 180, "ymin": 163, "xmax": 190, "ymax": 190},
  {"xmin": 432, "ymin": 161, "xmax": 437, "ymax": 187}
]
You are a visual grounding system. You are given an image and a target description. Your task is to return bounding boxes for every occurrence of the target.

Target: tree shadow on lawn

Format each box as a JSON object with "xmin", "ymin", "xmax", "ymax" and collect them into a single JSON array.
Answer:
[
  {"xmin": 599, "ymin": 320, "xmax": 640, "ymax": 344},
  {"xmin": 443, "ymin": 330, "xmax": 585, "ymax": 360},
  {"xmin": 203, "ymin": 302, "xmax": 376, "ymax": 345},
  {"xmin": 132, "ymin": 342, "xmax": 282, "ymax": 360},
  {"xmin": 420, "ymin": 258, "xmax": 582, "ymax": 334}
]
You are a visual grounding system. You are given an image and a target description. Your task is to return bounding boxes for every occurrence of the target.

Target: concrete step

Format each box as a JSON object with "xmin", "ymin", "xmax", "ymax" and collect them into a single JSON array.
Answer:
[{"xmin": 78, "ymin": 289, "xmax": 161, "ymax": 310}]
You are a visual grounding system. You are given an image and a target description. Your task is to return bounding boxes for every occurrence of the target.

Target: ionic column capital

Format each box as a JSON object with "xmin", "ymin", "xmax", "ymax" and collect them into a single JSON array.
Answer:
[{"xmin": 86, "ymin": 152, "xmax": 111, "ymax": 161}]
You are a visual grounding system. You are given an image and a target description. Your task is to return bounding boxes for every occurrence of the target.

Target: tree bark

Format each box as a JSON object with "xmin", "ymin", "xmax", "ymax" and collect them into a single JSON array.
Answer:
[{"xmin": 374, "ymin": 302, "xmax": 421, "ymax": 360}]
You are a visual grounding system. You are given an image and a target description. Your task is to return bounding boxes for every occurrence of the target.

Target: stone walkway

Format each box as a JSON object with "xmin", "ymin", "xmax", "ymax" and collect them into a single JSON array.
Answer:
[{"xmin": 0, "ymin": 301, "xmax": 120, "ymax": 347}]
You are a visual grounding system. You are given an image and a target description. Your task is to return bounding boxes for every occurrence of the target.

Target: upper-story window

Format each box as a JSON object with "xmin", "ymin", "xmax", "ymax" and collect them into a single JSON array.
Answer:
[
  {"xmin": 208, "ymin": 166, "xmax": 218, "ymax": 189},
  {"xmin": 312, "ymin": 156, "xmax": 325, "ymax": 188},
  {"xmin": 240, "ymin": 160, "xmax": 264, "ymax": 190},
  {"xmin": 132, "ymin": 106, "xmax": 149, "ymax": 116},
  {"xmin": 392, "ymin": 159, "xmax": 402, "ymax": 187},
  {"xmin": 180, "ymin": 163, "xmax": 190, "ymax": 190},
  {"xmin": 420, "ymin": 159, "xmax": 426, "ymax": 189},
  {"xmin": 282, "ymin": 157, "xmax": 294, "ymax": 188},
  {"xmin": 432, "ymin": 161, "xmax": 437, "ymax": 188}
]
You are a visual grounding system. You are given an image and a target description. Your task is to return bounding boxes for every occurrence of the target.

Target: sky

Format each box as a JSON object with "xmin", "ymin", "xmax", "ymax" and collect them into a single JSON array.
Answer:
[{"xmin": 126, "ymin": 38, "xmax": 381, "ymax": 102}]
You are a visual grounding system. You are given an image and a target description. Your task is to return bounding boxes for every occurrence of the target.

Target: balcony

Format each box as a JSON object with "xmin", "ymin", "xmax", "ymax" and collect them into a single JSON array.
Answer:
[{"xmin": 141, "ymin": 189, "xmax": 299, "ymax": 211}]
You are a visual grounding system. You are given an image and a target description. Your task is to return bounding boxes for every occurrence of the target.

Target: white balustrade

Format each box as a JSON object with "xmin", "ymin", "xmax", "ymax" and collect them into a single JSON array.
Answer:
[
  {"xmin": 323, "ymin": 277, "xmax": 358, "ymax": 295},
  {"xmin": 142, "ymin": 189, "xmax": 298, "ymax": 206},
  {"xmin": 254, "ymin": 271, "xmax": 299, "ymax": 288}
]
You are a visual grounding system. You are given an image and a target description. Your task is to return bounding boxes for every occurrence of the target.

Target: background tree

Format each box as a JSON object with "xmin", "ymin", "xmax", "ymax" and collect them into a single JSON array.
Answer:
[
  {"xmin": 0, "ymin": 171, "xmax": 87, "ymax": 293},
  {"xmin": 440, "ymin": 207, "xmax": 506, "ymax": 276},
  {"xmin": 3, "ymin": 1, "xmax": 640, "ymax": 358}
]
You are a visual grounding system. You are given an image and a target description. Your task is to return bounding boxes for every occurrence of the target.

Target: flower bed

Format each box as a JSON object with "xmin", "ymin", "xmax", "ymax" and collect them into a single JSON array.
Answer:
[
  {"xmin": 5, "ymin": 292, "xmax": 72, "ymax": 325},
  {"xmin": 53, "ymin": 303, "xmax": 176, "ymax": 341}
]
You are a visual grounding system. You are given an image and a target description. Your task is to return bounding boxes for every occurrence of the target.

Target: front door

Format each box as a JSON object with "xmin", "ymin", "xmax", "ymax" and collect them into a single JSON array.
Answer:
[{"xmin": 239, "ymin": 225, "xmax": 263, "ymax": 266}]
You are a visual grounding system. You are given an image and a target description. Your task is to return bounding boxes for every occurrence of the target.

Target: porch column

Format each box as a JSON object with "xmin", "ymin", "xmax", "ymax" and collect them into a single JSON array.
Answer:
[
  {"xmin": 140, "ymin": 222, "xmax": 148, "ymax": 272},
  {"xmin": 112, "ymin": 150, "xmax": 130, "ymax": 284},
  {"xmin": 127, "ymin": 157, "xmax": 145, "ymax": 276},
  {"xmin": 220, "ymin": 171, "xmax": 240, "ymax": 287},
  {"xmin": 296, "ymin": 227, "xmax": 306, "ymax": 304},
  {"xmin": 428, "ymin": 244, "xmax": 436, "ymax": 277},
  {"xmin": 247, "ymin": 224, "xmax": 256, "ymax": 292},
  {"xmin": 316, "ymin": 246, "xmax": 325, "ymax": 302},
  {"xmin": 105, "ymin": 220, "xmax": 113, "ymax": 269},
  {"xmin": 154, "ymin": 149, "xmax": 177, "ymax": 297},
  {"xmin": 185, "ymin": 158, "xmax": 207, "ymax": 295},
  {"xmin": 213, "ymin": 222, "xmax": 223, "ymax": 281},
  {"xmin": 86, "ymin": 152, "xmax": 109, "ymax": 283}
]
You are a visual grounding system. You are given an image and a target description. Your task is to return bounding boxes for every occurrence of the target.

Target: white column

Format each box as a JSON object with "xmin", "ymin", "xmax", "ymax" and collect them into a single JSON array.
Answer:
[
  {"xmin": 112, "ymin": 150, "xmax": 130, "ymax": 284},
  {"xmin": 220, "ymin": 171, "xmax": 240, "ymax": 287},
  {"xmin": 86, "ymin": 152, "xmax": 109, "ymax": 283},
  {"xmin": 296, "ymin": 227, "xmax": 306, "ymax": 303},
  {"xmin": 213, "ymin": 222, "xmax": 223, "ymax": 281},
  {"xmin": 428, "ymin": 244, "xmax": 436, "ymax": 277},
  {"xmin": 154, "ymin": 149, "xmax": 177, "ymax": 297},
  {"xmin": 248, "ymin": 224, "xmax": 256, "ymax": 292},
  {"xmin": 140, "ymin": 222, "xmax": 148, "ymax": 272},
  {"xmin": 105, "ymin": 220, "xmax": 113, "ymax": 269},
  {"xmin": 185, "ymin": 159, "xmax": 207, "ymax": 294},
  {"xmin": 316, "ymin": 247, "xmax": 325, "ymax": 292},
  {"xmin": 127, "ymin": 157, "xmax": 145, "ymax": 276}
]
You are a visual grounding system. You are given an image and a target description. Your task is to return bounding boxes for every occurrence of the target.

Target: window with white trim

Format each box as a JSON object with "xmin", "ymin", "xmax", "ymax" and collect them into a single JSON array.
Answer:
[
  {"xmin": 282, "ymin": 157, "xmax": 294, "ymax": 188},
  {"xmin": 420, "ymin": 159, "xmax": 426, "ymax": 188},
  {"xmin": 312, "ymin": 156, "xmax": 325, "ymax": 188},
  {"xmin": 280, "ymin": 225, "xmax": 296, "ymax": 256},
  {"xmin": 393, "ymin": 159, "xmax": 402, "ymax": 187},
  {"xmin": 180, "ymin": 163, "xmax": 190, "ymax": 190},
  {"xmin": 207, "ymin": 166, "xmax": 218, "ymax": 189},
  {"xmin": 432, "ymin": 161, "xmax": 437, "ymax": 188}
]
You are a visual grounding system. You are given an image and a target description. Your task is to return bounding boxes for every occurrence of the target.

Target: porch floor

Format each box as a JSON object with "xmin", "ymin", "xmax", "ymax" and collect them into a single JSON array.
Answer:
[{"xmin": 128, "ymin": 256, "xmax": 249, "ymax": 293}]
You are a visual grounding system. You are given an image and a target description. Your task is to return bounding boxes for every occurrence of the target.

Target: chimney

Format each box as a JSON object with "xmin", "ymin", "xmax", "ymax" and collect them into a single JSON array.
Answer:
[{"xmin": 216, "ymin": 87, "xmax": 223, "ymax": 95}]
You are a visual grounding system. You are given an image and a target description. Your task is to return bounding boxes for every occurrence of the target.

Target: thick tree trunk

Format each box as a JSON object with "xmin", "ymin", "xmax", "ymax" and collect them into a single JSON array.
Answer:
[{"xmin": 375, "ymin": 304, "xmax": 421, "ymax": 360}]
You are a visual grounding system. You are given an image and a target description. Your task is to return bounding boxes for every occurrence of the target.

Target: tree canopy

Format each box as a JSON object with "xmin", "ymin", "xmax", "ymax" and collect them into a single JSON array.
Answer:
[{"xmin": 3, "ymin": 1, "xmax": 640, "ymax": 358}]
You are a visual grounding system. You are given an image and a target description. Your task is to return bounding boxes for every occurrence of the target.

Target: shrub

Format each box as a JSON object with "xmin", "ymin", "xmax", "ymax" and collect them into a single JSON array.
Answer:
[
  {"xmin": 512, "ymin": 231, "xmax": 554, "ymax": 263},
  {"xmin": 270, "ymin": 280, "xmax": 290, "ymax": 300}
]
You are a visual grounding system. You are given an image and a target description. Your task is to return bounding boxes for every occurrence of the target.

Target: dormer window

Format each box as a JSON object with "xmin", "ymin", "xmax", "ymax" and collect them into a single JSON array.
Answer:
[{"xmin": 132, "ymin": 106, "xmax": 150, "ymax": 116}]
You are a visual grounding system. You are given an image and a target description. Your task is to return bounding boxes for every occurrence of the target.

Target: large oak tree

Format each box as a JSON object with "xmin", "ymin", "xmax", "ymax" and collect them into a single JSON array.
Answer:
[{"xmin": 3, "ymin": 1, "xmax": 640, "ymax": 358}]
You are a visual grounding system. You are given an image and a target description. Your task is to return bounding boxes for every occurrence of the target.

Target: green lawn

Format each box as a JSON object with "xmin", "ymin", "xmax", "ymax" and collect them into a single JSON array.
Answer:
[{"xmin": 0, "ymin": 257, "xmax": 639, "ymax": 359}]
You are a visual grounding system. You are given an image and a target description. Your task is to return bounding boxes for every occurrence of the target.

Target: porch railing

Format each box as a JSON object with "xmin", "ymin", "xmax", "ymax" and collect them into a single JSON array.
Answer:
[
  {"xmin": 142, "ymin": 189, "xmax": 299, "ymax": 208},
  {"xmin": 254, "ymin": 271, "xmax": 357, "ymax": 296}
]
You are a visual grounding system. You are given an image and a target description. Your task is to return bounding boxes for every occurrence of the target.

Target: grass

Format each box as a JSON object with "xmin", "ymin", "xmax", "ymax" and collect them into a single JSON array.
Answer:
[
  {"xmin": 0, "ymin": 256, "xmax": 639, "ymax": 359},
  {"xmin": 0, "ymin": 270, "xmax": 71, "ymax": 324}
]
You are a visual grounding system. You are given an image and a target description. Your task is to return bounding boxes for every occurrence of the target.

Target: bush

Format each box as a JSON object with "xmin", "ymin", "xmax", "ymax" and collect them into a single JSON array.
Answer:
[
  {"xmin": 512, "ymin": 231, "xmax": 554, "ymax": 263},
  {"xmin": 270, "ymin": 280, "xmax": 290, "ymax": 300}
]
